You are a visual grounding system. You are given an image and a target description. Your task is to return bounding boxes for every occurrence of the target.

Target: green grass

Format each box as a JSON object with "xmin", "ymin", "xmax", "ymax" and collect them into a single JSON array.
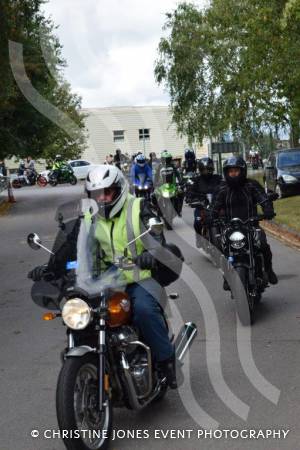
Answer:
[
  {"xmin": 273, "ymin": 196, "xmax": 300, "ymax": 233},
  {"xmin": 249, "ymin": 173, "xmax": 300, "ymax": 233}
]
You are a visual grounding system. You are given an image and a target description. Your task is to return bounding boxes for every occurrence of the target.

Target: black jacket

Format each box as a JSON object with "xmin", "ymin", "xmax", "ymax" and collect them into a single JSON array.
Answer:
[
  {"xmin": 211, "ymin": 179, "xmax": 274, "ymax": 221},
  {"xmin": 189, "ymin": 174, "xmax": 222, "ymax": 200}
]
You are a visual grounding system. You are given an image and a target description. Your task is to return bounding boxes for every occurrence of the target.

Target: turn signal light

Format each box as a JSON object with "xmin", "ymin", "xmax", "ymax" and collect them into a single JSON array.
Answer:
[
  {"xmin": 42, "ymin": 312, "xmax": 56, "ymax": 321},
  {"xmin": 108, "ymin": 292, "xmax": 131, "ymax": 327}
]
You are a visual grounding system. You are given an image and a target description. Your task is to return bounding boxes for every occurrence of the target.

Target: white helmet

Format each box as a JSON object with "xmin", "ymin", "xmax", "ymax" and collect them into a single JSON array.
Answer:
[{"xmin": 85, "ymin": 165, "xmax": 128, "ymax": 219}]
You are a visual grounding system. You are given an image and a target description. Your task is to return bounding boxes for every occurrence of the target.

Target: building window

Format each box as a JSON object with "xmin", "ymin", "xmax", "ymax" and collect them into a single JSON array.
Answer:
[
  {"xmin": 139, "ymin": 128, "xmax": 150, "ymax": 141},
  {"xmin": 113, "ymin": 130, "xmax": 124, "ymax": 142}
]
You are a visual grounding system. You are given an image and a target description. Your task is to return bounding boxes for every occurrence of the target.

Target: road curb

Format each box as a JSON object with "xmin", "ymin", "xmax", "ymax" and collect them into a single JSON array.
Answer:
[{"xmin": 262, "ymin": 220, "xmax": 300, "ymax": 251}]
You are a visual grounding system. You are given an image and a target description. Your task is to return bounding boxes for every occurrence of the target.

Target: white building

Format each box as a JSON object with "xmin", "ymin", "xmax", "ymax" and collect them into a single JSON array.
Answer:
[{"xmin": 82, "ymin": 106, "xmax": 209, "ymax": 163}]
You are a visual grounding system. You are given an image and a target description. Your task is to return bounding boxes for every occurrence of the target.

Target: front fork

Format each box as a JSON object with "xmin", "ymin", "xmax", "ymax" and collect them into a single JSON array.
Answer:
[
  {"xmin": 98, "ymin": 318, "xmax": 106, "ymax": 412},
  {"xmin": 66, "ymin": 319, "xmax": 107, "ymax": 413}
]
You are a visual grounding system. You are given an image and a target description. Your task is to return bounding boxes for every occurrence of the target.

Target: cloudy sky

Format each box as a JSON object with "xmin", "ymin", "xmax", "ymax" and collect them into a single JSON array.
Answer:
[{"xmin": 43, "ymin": 0, "xmax": 206, "ymax": 108}]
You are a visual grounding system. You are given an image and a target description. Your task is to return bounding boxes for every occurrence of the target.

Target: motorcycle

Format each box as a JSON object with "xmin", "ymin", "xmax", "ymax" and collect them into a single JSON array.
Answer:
[
  {"xmin": 133, "ymin": 173, "xmax": 153, "ymax": 199},
  {"xmin": 154, "ymin": 182, "xmax": 182, "ymax": 230},
  {"xmin": 27, "ymin": 199, "xmax": 197, "ymax": 450},
  {"xmin": 48, "ymin": 165, "xmax": 77, "ymax": 186},
  {"xmin": 188, "ymin": 193, "xmax": 218, "ymax": 252},
  {"xmin": 11, "ymin": 168, "xmax": 37, "ymax": 188},
  {"xmin": 215, "ymin": 213, "xmax": 274, "ymax": 324}
]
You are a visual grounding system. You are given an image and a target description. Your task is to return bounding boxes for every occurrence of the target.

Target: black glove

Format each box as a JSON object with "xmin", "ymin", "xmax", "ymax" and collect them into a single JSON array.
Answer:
[
  {"xmin": 28, "ymin": 265, "xmax": 48, "ymax": 281},
  {"xmin": 263, "ymin": 207, "xmax": 275, "ymax": 220},
  {"xmin": 134, "ymin": 252, "xmax": 157, "ymax": 270}
]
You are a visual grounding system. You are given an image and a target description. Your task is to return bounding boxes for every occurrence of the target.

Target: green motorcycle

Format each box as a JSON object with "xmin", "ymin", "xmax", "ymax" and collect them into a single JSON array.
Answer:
[
  {"xmin": 49, "ymin": 164, "xmax": 77, "ymax": 187},
  {"xmin": 154, "ymin": 181, "xmax": 179, "ymax": 230}
]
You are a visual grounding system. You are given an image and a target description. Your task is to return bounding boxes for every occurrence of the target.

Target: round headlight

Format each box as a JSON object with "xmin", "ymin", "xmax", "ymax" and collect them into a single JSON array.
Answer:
[
  {"xmin": 229, "ymin": 231, "xmax": 246, "ymax": 249},
  {"xmin": 62, "ymin": 298, "xmax": 92, "ymax": 330}
]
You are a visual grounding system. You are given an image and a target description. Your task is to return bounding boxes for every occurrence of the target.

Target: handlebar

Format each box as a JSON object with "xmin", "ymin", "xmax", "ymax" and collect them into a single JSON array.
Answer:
[{"xmin": 212, "ymin": 213, "xmax": 276, "ymax": 226}]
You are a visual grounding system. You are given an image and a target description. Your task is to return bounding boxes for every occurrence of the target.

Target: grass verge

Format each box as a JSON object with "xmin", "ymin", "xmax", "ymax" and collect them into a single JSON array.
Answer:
[{"xmin": 249, "ymin": 173, "xmax": 300, "ymax": 234}]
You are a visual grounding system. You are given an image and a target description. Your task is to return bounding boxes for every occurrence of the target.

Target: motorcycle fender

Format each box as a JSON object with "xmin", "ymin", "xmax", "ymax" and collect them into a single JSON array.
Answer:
[{"xmin": 66, "ymin": 345, "xmax": 96, "ymax": 358}]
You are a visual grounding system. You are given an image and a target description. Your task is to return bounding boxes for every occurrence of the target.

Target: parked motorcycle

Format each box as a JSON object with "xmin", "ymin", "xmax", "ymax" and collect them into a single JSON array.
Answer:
[
  {"xmin": 27, "ymin": 199, "xmax": 197, "ymax": 450},
  {"xmin": 133, "ymin": 173, "xmax": 153, "ymax": 199},
  {"xmin": 11, "ymin": 168, "xmax": 37, "ymax": 188},
  {"xmin": 48, "ymin": 165, "xmax": 77, "ymax": 186}
]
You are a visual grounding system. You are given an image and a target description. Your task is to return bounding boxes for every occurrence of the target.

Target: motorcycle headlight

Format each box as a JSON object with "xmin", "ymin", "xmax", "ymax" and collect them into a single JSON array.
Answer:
[
  {"xmin": 62, "ymin": 298, "xmax": 92, "ymax": 330},
  {"xmin": 229, "ymin": 231, "xmax": 246, "ymax": 249},
  {"xmin": 162, "ymin": 191, "xmax": 171, "ymax": 198}
]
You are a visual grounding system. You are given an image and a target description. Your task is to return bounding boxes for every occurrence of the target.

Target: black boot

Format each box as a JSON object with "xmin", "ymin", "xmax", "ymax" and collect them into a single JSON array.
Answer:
[
  {"xmin": 267, "ymin": 268, "xmax": 278, "ymax": 285},
  {"xmin": 158, "ymin": 354, "xmax": 177, "ymax": 389}
]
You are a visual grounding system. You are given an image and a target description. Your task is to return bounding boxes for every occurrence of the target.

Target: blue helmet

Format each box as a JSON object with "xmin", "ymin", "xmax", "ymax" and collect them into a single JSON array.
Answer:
[{"xmin": 136, "ymin": 154, "xmax": 146, "ymax": 166}]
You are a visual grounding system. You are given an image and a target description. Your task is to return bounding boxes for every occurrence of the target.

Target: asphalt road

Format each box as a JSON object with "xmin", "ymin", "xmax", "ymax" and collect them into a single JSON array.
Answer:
[{"xmin": 1, "ymin": 184, "xmax": 300, "ymax": 450}]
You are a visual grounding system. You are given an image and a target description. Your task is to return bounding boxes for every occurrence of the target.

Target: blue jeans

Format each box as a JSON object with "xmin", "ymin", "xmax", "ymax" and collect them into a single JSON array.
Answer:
[{"xmin": 126, "ymin": 279, "xmax": 174, "ymax": 362}]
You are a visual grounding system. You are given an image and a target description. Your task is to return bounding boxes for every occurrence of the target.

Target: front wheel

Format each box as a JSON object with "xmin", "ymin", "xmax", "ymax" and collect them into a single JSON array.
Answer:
[
  {"xmin": 234, "ymin": 266, "xmax": 255, "ymax": 325},
  {"xmin": 37, "ymin": 175, "xmax": 47, "ymax": 187},
  {"xmin": 56, "ymin": 354, "xmax": 113, "ymax": 450}
]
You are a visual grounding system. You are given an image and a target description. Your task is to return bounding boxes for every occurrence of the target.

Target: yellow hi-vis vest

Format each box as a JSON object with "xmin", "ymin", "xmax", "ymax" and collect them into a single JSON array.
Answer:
[{"xmin": 93, "ymin": 194, "xmax": 151, "ymax": 284}]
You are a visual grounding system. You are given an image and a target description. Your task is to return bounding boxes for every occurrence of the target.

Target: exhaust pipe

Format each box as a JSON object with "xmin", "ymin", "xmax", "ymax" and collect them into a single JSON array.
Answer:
[{"xmin": 174, "ymin": 322, "xmax": 197, "ymax": 361}]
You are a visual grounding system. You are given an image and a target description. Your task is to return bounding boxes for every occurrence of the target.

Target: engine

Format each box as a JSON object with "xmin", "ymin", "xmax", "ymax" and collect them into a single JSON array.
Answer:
[{"xmin": 110, "ymin": 326, "xmax": 151, "ymax": 398}]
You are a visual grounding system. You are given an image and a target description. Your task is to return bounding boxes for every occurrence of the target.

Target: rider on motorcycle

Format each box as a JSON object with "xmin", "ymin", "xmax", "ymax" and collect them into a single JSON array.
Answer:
[
  {"xmin": 211, "ymin": 156, "xmax": 278, "ymax": 286},
  {"xmin": 130, "ymin": 154, "xmax": 153, "ymax": 190},
  {"xmin": 28, "ymin": 165, "xmax": 183, "ymax": 388},
  {"xmin": 188, "ymin": 157, "xmax": 222, "ymax": 246},
  {"xmin": 154, "ymin": 151, "xmax": 184, "ymax": 216},
  {"xmin": 52, "ymin": 154, "xmax": 68, "ymax": 179},
  {"xmin": 182, "ymin": 148, "xmax": 197, "ymax": 174}
]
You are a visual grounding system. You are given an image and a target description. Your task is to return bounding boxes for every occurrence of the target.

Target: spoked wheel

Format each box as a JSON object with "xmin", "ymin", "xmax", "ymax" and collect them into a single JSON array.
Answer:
[
  {"xmin": 37, "ymin": 175, "xmax": 48, "ymax": 187},
  {"xmin": 56, "ymin": 354, "xmax": 112, "ymax": 450}
]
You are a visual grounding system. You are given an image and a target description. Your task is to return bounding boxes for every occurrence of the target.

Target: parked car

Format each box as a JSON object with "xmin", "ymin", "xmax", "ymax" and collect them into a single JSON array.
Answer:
[
  {"xmin": 263, "ymin": 148, "xmax": 300, "ymax": 198},
  {"xmin": 68, "ymin": 159, "xmax": 96, "ymax": 180}
]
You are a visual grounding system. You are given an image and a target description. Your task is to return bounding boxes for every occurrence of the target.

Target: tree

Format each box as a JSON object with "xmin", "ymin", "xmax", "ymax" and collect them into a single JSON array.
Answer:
[
  {"xmin": 155, "ymin": 1, "xmax": 300, "ymax": 148},
  {"xmin": 0, "ymin": 0, "xmax": 86, "ymax": 161}
]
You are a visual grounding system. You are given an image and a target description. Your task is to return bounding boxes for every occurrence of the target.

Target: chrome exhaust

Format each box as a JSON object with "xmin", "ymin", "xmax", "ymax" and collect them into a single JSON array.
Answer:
[
  {"xmin": 174, "ymin": 322, "xmax": 197, "ymax": 361},
  {"xmin": 120, "ymin": 352, "xmax": 164, "ymax": 410}
]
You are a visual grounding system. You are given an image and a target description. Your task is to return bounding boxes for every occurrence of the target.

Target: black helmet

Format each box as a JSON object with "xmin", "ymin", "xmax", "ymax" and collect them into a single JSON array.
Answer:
[
  {"xmin": 223, "ymin": 156, "xmax": 247, "ymax": 188},
  {"xmin": 184, "ymin": 148, "xmax": 195, "ymax": 161},
  {"xmin": 198, "ymin": 157, "xmax": 214, "ymax": 178}
]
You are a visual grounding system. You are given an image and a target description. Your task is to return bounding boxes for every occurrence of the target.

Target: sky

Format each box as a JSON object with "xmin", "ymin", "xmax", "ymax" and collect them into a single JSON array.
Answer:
[{"xmin": 42, "ymin": 0, "xmax": 206, "ymax": 108}]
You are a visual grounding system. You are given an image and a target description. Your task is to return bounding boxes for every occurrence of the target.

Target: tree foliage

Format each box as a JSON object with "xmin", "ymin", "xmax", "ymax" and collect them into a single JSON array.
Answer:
[
  {"xmin": 0, "ymin": 0, "xmax": 86, "ymax": 161},
  {"xmin": 155, "ymin": 0, "xmax": 300, "ymax": 147}
]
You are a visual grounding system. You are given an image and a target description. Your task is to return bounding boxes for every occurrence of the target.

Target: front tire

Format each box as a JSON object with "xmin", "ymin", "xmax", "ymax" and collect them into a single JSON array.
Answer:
[
  {"xmin": 235, "ymin": 266, "xmax": 255, "ymax": 325},
  {"xmin": 56, "ymin": 354, "xmax": 112, "ymax": 450},
  {"xmin": 37, "ymin": 175, "xmax": 47, "ymax": 187}
]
